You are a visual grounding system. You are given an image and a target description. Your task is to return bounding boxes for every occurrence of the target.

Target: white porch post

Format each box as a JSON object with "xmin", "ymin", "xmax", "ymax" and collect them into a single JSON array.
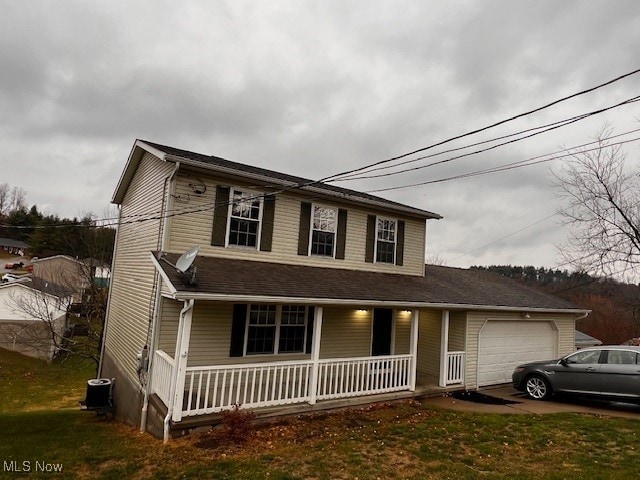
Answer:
[
  {"xmin": 308, "ymin": 306, "xmax": 324, "ymax": 405},
  {"xmin": 438, "ymin": 310, "xmax": 450, "ymax": 388},
  {"xmin": 409, "ymin": 309, "xmax": 419, "ymax": 391},
  {"xmin": 171, "ymin": 299, "xmax": 194, "ymax": 423}
]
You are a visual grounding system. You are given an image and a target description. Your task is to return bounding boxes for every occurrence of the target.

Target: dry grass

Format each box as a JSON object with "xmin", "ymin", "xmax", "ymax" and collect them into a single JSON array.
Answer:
[{"xmin": 2, "ymin": 347, "xmax": 640, "ymax": 479}]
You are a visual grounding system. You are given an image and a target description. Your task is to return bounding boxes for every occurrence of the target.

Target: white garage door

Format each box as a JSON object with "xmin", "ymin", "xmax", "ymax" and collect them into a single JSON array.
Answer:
[{"xmin": 478, "ymin": 321, "xmax": 557, "ymax": 387}]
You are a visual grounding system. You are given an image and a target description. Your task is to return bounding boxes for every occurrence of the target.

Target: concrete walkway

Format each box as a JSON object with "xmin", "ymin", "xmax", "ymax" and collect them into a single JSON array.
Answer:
[{"xmin": 423, "ymin": 384, "xmax": 640, "ymax": 420}]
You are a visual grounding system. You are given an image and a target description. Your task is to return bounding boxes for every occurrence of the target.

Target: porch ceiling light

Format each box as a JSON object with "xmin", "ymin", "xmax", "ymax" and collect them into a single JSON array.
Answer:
[{"xmin": 521, "ymin": 312, "xmax": 531, "ymax": 319}]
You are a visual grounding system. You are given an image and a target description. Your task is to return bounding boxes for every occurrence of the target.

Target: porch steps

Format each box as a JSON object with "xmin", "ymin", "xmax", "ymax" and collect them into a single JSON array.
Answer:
[{"xmin": 151, "ymin": 382, "xmax": 463, "ymax": 437}]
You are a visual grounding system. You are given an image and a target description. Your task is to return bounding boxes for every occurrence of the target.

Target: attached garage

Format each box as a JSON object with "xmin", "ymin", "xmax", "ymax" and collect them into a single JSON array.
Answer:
[{"xmin": 477, "ymin": 320, "xmax": 558, "ymax": 386}]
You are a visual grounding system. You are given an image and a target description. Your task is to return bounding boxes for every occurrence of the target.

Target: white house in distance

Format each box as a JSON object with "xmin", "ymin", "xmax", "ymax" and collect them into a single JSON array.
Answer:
[
  {"xmin": 0, "ymin": 280, "xmax": 69, "ymax": 362},
  {"xmin": 100, "ymin": 140, "xmax": 588, "ymax": 441}
]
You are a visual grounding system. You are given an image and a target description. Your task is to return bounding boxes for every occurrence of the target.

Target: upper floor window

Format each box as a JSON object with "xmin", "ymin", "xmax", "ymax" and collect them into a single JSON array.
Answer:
[
  {"xmin": 375, "ymin": 217, "xmax": 397, "ymax": 264},
  {"xmin": 365, "ymin": 215, "xmax": 405, "ymax": 266},
  {"xmin": 227, "ymin": 189, "xmax": 263, "ymax": 248},
  {"xmin": 310, "ymin": 205, "xmax": 337, "ymax": 257}
]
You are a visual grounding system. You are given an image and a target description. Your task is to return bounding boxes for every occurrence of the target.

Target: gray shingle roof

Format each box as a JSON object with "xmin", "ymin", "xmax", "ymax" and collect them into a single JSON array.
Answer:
[
  {"xmin": 154, "ymin": 253, "xmax": 583, "ymax": 312},
  {"xmin": 140, "ymin": 140, "xmax": 441, "ymax": 220},
  {"xmin": 0, "ymin": 237, "xmax": 30, "ymax": 249}
]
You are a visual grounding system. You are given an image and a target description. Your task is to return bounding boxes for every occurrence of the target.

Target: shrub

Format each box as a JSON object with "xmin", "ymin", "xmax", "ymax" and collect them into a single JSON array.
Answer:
[{"xmin": 219, "ymin": 404, "xmax": 256, "ymax": 444}]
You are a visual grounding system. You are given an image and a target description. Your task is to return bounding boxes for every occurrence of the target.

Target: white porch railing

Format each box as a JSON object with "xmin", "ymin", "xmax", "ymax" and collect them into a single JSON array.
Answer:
[
  {"xmin": 151, "ymin": 350, "xmax": 174, "ymax": 406},
  {"xmin": 182, "ymin": 360, "xmax": 313, "ymax": 417},
  {"xmin": 316, "ymin": 355, "xmax": 413, "ymax": 400},
  {"xmin": 445, "ymin": 351, "xmax": 465, "ymax": 385},
  {"xmin": 153, "ymin": 350, "xmax": 416, "ymax": 420}
]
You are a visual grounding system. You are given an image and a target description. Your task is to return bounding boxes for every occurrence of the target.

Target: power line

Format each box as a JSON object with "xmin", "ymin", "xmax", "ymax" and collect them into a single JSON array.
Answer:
[
  {"xmin": 4, "ymin": 68, "xmax": 640, "ymax": 230},
  {"xmin": 449, "ymin": 212, "xmax": 560, "ymax": 262},
  {"xmin": 365, "ymin": 134, "xmax": 640, "ymax": 193},
  {"xmin": 333, "ymin": 95, "xmax": 640, "ymax": 183},
  {"xmin": 4, "ymin": 131, "xmax": 639, "ymax": 230},
  {"xmin": 317, "ymin": 67, "xmax": 640, "ymax": 185}
]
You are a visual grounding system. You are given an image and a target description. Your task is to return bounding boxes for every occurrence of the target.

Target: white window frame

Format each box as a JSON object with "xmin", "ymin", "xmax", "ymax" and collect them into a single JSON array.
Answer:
[
  {"xmin": 243, "ymin": 305, "xmax": 309, "ymax": 356},
  {"xmin": 225, "ymin": 187, "xmax": 264, "ymax": 249},
  {"xmin": 308, "ymin": 203, "xmax": 338, "ymax": 258},
  {"xmin": 374, "ymin": 216, "xmax": 397, "ymax": 264}
]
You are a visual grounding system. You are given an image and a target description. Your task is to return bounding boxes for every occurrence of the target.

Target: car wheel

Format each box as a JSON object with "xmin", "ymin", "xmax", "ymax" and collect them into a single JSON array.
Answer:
[{"xmin": 525, "ymin": 375, "xmax": 551, "ymax": 400}]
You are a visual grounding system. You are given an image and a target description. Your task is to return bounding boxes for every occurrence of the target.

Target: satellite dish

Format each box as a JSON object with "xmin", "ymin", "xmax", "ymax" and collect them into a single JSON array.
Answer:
[{"xmin": 176, "ymin": 245, "xmax": 200, "ymax": 273}]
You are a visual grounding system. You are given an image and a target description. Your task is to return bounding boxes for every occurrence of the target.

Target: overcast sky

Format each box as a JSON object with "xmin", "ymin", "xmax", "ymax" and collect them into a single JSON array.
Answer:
[{"xmin": 1, "ymin": 0, "xmax": 639, "ymax": 270}]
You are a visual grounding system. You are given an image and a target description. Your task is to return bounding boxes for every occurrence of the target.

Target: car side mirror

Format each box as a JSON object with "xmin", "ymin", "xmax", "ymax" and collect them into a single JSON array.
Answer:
[{"xmin": 560, "ymin": 358, "xmax": 568, "ymax": 366}]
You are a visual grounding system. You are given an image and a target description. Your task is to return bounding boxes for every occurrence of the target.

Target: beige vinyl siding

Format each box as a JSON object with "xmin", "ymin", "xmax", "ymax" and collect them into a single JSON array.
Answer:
[
  {"xmin": 318, "ymin": 307, "xmax": 373, "ymax": 358},
  {"xmin": 104, "ymin": 152, "xmax": 173, "ymax": 385},
  {"xmin": 157, "ymin": 298, "xmax": 181, "ymax": 356},
  {"xmin": 32, "ymin": 256, "xmax": 88, "ymax": 302},
  {"xmin": 156, "ymin": 303, "xmax": 424, "ymax": 367},
  {"xmin": 448, "ymin": 311, "xmax": 466, "ymax": 351},
  {"xmin": 464, "ymin": 311, "xmax": 576, "ymax": 390},
  {"xmin": 416, "ymin": 309, "xmax": 441, "ymax": 376},
  {"xmin": 167, "ymin": 173, "xmax": 426, "ymax": 276},
  {"xmin": 394, "ymin": 310, "xmax": 412, "ymax": 355}
]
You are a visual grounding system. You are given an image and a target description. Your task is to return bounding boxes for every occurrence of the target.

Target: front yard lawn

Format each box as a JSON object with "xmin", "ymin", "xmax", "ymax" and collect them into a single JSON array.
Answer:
[{"xmin": 1, "ymin": 347, "xmax": 639, "ymax": 479}]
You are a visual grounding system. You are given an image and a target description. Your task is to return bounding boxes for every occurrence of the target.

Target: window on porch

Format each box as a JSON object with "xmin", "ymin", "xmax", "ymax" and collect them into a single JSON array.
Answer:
[{"xmin": 243, "ymin": 304, "xmax": 310, "ymax": 356}]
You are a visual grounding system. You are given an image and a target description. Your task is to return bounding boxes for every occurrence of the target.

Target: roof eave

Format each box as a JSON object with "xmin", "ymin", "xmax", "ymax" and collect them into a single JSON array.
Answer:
[{"xmin": 161, "ymin": 290, "xmax": 589, "ymax": 314}]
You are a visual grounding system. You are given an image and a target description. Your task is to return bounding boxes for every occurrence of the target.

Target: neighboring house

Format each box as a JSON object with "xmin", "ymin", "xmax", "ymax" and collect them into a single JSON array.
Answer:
[
  {"xmin": 0, "ymin": 237, "xmax": 30, "ymax": 256},
  {"xmin": 32, "ymin": 255, "xmax": 110, "ymax": 304},
  {"xmin": 0, "ymin": 279, "xmax": 69, "ymax": 362},
  {"xmin": 100, "ymin": 140, "xmax": 589, "ymax": 441},
  {"xmin": 575, "ymin": 330, "xmax": 602, "ymax": 349}
]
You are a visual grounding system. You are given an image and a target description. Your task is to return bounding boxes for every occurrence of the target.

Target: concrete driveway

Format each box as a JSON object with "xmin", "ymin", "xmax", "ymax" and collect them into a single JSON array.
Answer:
[{"xmin": 424, "ymin": 384, "xmax": 640, "ymax": 420}]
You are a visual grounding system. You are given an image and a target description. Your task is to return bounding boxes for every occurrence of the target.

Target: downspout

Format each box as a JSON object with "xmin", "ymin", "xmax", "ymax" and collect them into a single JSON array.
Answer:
[
  {"xmin": 140, "ymin": 161, "xmax": 180, "ymax": 433},
  {"xmin": 97, "ymin": 204, "xmax": 122, "ymax": 377},
  {"xmin": 163, "ymin": 299, "xmax": 194, "ymax": 443}
]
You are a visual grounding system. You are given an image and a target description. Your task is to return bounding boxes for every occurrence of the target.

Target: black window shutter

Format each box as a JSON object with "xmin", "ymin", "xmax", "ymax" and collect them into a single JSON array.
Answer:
[
  {"xmin": 365, "ymin": 215, "xmax": 376, "ymax": 263},
  {"xmin": 259, "ymin": 194, "xmax": 276, "ymax": 252},
  {"xmin": 305, "ymin": 306, "xmax": 315, "ymax": 354},
  {"xmin": 335, "ymin": 209, "xmax": 348, "ymax": 260},
  {"xmin": 211, "ymin": 185, "xmax": 230, "ymax": 247},
  {"xmin": 396, "ymin": 220, "xmax": 405, "ymax": 266},
  {"xmin": 229, "ymin": 304, "xmax": 247, "ymax": 357},
  {"xmin": 298, "ymin": 202, "xmax": 312, "ymax": 256}
]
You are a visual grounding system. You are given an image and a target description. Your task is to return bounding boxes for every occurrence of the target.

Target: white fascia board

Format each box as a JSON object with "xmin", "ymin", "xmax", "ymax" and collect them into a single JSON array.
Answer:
[
  {"xmin": 163, "ymin": 155, "xmax": 440, "ymax": 220},
  {"xmin": 112, "ymin": 140, "xmax": 169, "ymax": 204},
  {"xmin": 149, "ymin": 253, "xmax": 178, "ymax": 295},
  {"xmin": 167, "ymin": 290, "xmax": 590, "ymax": 314},
  {"xmin": 31, "ymin": 254, "xmax": 81, "ymax": 265}
]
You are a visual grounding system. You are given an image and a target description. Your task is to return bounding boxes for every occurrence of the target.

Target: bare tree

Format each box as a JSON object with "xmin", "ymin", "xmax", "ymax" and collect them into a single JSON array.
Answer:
[
  {"xmin": 426, "ymin": 253, "xmax": 447, "ymax": 266},
  {"xmin": 4, "ymin": 281, "xmax": 72, "ymax": 362},
  {"xmin": 552, "ymin": 126, "xmax": 640, "ymax": 277},
  {"xmin": 0, "ymin": 183, "xmax": 10, "ymax": 216},
  {"xmin": 7, "ymin": 263, "xmax": 106, "ymax": 368},
  {"xmin": 7, "ymin": 218, "xmax": 114, "ymax": 370},
  {"xmin": 9, "ymin": 186, "xmax": 27, "ymax": 212}
]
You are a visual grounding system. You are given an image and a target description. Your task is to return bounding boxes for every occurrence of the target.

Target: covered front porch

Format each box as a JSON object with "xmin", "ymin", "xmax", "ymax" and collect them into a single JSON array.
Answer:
[{"xmin": 147, "ymin": 300, "xmax": 466, "ymax": 440}]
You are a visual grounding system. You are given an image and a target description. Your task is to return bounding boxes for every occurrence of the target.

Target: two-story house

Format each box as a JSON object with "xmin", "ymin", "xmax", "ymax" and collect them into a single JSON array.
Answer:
[{"xmin": 100, "ymin": 140, "xmax": 587, "ymax": 441}]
